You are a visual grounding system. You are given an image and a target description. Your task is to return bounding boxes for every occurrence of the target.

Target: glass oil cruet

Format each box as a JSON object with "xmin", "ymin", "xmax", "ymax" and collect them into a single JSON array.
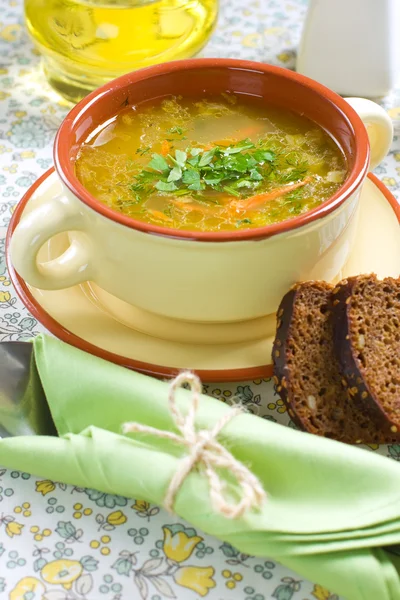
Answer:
[{"xmin": 24, "ymin": 0, "xmax": 218, "ymax": 103}]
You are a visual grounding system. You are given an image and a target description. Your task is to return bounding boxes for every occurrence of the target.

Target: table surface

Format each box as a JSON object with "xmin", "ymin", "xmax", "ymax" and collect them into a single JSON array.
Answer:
[{"xmin": 1, "ymin": 1, "xmax": 400, "ymax": 598}]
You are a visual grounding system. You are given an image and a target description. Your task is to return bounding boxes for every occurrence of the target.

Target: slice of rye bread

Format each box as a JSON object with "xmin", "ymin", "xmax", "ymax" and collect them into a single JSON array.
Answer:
[
  {"xmin": 272, "ymin": 280, "xmax": 395, "ymax": 444},
  {"xmin": 332, "ymin": 274, "xmax": 400, "ymax": 436}
]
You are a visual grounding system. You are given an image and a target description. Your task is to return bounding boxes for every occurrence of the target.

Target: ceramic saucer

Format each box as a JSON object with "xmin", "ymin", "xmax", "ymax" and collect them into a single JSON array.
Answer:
[{"xmin": 7, "ymin": 168, "xmax": 400, "ymax": 382}]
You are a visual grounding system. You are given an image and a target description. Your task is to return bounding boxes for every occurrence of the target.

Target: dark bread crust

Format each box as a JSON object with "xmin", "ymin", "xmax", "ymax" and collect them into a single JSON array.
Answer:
[
  {"xmin": 273, "ymin": 279, "xmax": 398, "ymax": 444},
  {"xmin": 272, "ymin": 280, "xmax": 349, "ymax": 436},
  {"xmin": 332, "ymin": 276, "xmax": 400, "ymax": 437},
  {"xmin": 272, "ymin": 286, "xmax": 305, "ymax": 431}
]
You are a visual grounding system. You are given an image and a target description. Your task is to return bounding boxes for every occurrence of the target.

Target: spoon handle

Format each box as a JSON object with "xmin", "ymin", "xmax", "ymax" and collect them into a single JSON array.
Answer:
[{"xmin": 0, "ymin": 342, "xmax": 56, "ymax": 437}]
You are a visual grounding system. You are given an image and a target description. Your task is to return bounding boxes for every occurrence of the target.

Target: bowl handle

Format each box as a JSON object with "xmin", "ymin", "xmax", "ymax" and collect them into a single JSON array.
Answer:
[
  {"xmin": 9, "ymin": 192, "xmax": 93, "ymax": 290},
  {"xmin": 345, "ymin": 97, "xmax": 393, "ymax": 170}
]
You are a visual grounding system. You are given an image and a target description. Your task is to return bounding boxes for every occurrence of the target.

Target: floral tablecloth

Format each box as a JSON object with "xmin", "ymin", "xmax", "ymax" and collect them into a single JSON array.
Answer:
[{"xmin": 1, "ymin": 1, "xmax": 400, "ymax": 599}]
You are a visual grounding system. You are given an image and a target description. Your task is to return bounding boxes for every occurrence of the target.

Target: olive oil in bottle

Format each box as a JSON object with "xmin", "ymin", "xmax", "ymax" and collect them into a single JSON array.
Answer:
[{"xmin": 24, "ymin": 0, "xmax": 218, "ymax": 103}]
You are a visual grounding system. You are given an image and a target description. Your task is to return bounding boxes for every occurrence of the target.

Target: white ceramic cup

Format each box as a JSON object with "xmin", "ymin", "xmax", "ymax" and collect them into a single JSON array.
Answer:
[{"xmin": 9, "ymin": 60, "xmax": 393, "ymax": 323}]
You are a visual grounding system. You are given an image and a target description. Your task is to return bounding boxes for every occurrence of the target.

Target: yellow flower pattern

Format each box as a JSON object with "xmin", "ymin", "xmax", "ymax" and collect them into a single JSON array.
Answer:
[
  {"xmin": 41, "ymin": 559, "xmax": 83, "ymax": 588},
  {"xmin": 132, "ymin": 497, "xmax": 160, "ymax": 518},
  {"xmin": 132, "ymin": 498, "xmax": 150, "ymax": 512},
  {"xmin": 9, "ymin": 577, "xmax": 46, "ymax": 600},
  {"xmin": 36, "ymin": 479, "xmax": 56, "ymax": 495},
  {"xmin": 0, "ymin": 23, "xmax": 22, "ymax": 42},
  {"xmin": 382, "ymin": 176, "xmax": 397, "ymax": 187},
  {"xmin": 106, "ymin": 509, "xmax": 127, "ymax": 526},
  {"xmin": 174, "ymin": 566, "xmax": 216, "ymax": 596},
  {"xmin": 163, "ymin": 524, "xmax": 203, "ymax": 562},
  {"xmin": 0, "ymin": 290, "xmax": 11, "ymax": 302},
  {"xmin": 0, "ymin": 0, "xmax": 398, "ymax": 598},
  {"xmin": 312, "ymin": 583, "xmax": 339, "ymax": 600},
  {"xmin": 1, "ymin": 517, "xmax": 24, "ymax": 538}
]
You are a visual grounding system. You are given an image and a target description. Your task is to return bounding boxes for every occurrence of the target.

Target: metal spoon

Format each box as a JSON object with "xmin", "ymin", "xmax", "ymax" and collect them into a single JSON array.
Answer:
[{"xmin": 0, "ymin": 342, "xmax": 56, "ymax": 437}]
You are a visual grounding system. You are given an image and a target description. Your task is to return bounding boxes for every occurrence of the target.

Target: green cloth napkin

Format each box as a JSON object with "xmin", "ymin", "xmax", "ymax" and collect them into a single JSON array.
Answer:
[{"xmin": 1, "ymin": 334, "xmax": 400, "ymax": 600}]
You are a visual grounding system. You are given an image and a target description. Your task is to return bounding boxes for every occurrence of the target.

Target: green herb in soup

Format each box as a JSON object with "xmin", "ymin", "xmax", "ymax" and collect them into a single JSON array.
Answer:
[{"xmin": 75, "ymin": 96, "xmax": 347, "ymax": 232}]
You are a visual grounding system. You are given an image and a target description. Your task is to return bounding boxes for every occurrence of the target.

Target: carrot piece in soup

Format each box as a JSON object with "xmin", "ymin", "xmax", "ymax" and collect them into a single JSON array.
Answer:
[
  {"xmin": 233, "ymin": 177, "xmax": 313, "ymax": 212},
  {"xmin": 161, "ymin": 140, "xmax": 171, "ymax": 156},
  {"xmin": 233, "ymin": 123, "xmax": 265, "ymax": 140},
  {"xmin": 171, "ymin": 199, "xmax": 221, "ymax": 216},
  {"xmin": 212, "ymin": 139, "xmax": 236, "ymax": 147},
  {"xmin": 147, "ymin": 208, "xmax": 173, "ymax": 223}
]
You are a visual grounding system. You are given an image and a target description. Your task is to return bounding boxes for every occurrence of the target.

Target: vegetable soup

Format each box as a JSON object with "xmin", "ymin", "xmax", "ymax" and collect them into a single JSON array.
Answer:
[{"xmin": 75, "ymin": 95, "xmax": 347, "ymax": 232}]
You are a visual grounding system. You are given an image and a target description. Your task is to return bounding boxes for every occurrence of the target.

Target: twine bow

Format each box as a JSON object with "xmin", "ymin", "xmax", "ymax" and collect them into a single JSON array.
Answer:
[{"xmin": 122, "ymin": 372, "xmax": 266, "ymax": 519}]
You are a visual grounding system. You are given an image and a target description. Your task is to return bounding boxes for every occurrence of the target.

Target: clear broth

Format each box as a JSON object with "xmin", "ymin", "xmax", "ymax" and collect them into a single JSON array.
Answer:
[{"xmin": 75, "ymin": 95, "xmax": 347, "ymax": 232}]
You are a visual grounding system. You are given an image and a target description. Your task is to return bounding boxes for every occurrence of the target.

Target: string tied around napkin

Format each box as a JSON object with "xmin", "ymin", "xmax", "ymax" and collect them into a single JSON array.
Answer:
[{"xmin": 122, "ymin": 371, "xmax": 266, "ymax": 519}]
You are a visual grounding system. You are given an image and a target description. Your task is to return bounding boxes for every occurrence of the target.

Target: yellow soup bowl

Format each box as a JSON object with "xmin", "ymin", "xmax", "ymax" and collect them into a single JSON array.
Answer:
[{"xmin": 9, "ymin": 59, "xmax": 393, "ymax": 323}]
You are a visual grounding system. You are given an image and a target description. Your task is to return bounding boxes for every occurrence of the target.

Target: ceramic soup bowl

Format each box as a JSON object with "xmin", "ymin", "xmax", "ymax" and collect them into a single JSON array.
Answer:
[{"xmin": 9, "ymin": 59, "xmax": 393, "ymax": 323}]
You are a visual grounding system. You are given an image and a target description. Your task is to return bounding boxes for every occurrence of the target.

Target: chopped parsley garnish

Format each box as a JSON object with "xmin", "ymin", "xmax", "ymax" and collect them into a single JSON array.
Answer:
[
  {"xmin": 129, "ymin": 137, "xmax": 311, "ymax": 212},
  {"xmin": 148, "ymin": 153, "xmax": 169, "ymax": 173},
  {"xmin": 167, "ymin": 126, "xmax": 185, "ymax": 135},
  {"xmin": 131, "ymin": 138, "xmax": 282, "ymax": 202},
  {"xmin": 135, "ymin": 146, "xmax": 151, "ymax": 156},
  {"xmin": 236, "ymin": 218, "xmax": 252, "ymax": 227}
]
